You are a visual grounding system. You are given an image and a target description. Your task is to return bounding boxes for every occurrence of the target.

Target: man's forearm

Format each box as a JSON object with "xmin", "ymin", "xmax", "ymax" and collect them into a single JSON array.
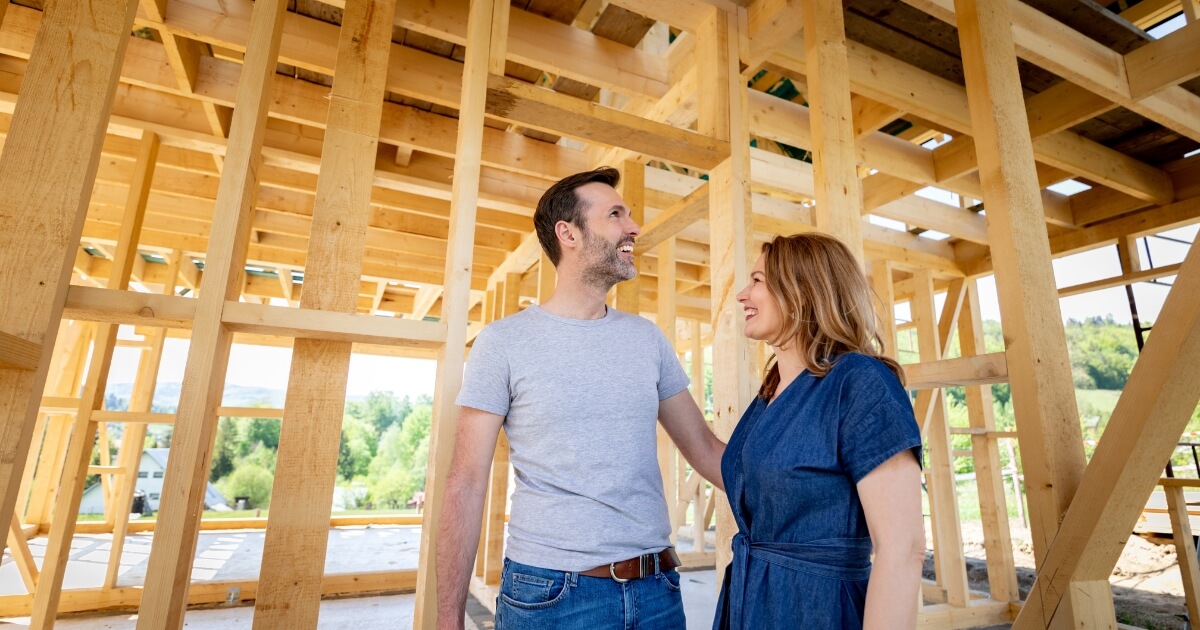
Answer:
[{"xmin": 435, "ymin": 476, "xmax": 487, "ymax": 629}]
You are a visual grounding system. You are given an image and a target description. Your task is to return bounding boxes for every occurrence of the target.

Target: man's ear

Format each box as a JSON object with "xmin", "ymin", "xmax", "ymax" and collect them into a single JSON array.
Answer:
[{"xmin": 555, "ymin": 220, "xmax": 577, "ymax": 251}]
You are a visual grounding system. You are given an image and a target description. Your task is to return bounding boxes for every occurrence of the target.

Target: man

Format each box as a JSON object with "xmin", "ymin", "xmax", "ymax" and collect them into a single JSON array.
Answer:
[{"xmin": 437, "ymin": 167, "xmax": 725, "ymax": 629}]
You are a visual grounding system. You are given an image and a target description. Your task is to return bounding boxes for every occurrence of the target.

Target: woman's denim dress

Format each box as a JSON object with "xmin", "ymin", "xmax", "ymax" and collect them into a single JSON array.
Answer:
[{"xmin": 713, "ymin": 353, "xmax": 922, "ymax": 629}]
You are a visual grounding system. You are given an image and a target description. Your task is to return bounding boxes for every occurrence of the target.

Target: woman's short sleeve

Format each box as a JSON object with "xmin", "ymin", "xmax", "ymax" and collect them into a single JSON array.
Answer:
[{"xmin": 838, "ymin": 373, "xmax": 922, "ymax": 484}]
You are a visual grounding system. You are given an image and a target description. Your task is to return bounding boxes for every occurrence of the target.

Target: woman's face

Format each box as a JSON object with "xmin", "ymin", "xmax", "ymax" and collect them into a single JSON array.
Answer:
[{"xmin": 736, "ymin": 253, "xmax": 786, "ymax": 343}]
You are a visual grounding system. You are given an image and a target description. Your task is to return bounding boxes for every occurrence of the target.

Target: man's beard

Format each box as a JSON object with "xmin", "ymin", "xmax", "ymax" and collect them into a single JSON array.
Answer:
[{"xmin": 579, "ymin": 227, "xmax": 636, "ymax": 290}]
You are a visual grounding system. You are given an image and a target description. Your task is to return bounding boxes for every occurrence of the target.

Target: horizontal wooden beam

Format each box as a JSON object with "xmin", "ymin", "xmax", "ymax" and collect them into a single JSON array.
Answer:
[
  {"xmin": 485, "ymin": 74, "xmax": 730, "ymax": 170},
  {"xmin": 0, "ymin": 331, "xmax": 41, "ymax": 371},
  {"xmin": 63, "ymin": 285, "xmax": 197, "ymax": 328},
  {"xmin": 221, "ymin": 302, "xmax": 447, "ymax": 349},
  {"xmin": 1124, "ymin": 20, "xmax": 1200, "ymax": 100},
  {"xmin": 1058, "ymin": 263, "xmax": 1183, "ymax": 298},
  {"xmin": 636, "ymin": 183, "xmax": 710, "ymax": 253},
  {"xmin": 905, "ymin": 352, "xmax": 1008, "ymax": 389}
]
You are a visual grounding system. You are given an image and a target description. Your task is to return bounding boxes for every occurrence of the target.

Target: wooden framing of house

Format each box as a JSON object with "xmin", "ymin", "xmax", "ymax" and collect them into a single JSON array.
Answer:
[{"xmin": 0, "ymin": 0, "xmax": 1198, "ymax": 627}]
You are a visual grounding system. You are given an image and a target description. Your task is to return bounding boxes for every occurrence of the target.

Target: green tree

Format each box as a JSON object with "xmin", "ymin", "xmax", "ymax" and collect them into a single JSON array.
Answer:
[
  {"xmin": 240, "ymin": 417, "xmax": 281, "ymax": 455},
  {"xmin": 347, "ymin": 391, "xmax": 411, "ymax": 435},
  {"xmin": 218, "ymin": 464, "xmax": 274, "ymax": 509},
  {"xmin": 338, "ymin": 413, "xmax": 377, "ymax": 481},
  {"xmin": 242, "ymin": 443, "xmax": 277, "ymax": 474},
  {"xmin": 210, "ymin": 417, "xmax": 239, "ymax": 482}
]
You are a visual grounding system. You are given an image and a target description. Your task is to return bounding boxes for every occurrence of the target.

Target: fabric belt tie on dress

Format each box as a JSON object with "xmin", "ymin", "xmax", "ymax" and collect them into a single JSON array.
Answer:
[{"xmin": 726, "ymin": 533, "xmax": 873, "ymax": 629}]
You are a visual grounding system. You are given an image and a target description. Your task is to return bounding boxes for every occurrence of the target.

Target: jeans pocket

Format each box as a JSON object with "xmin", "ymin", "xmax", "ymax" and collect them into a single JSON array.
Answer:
[
  {"xmin": 658, "ymin": 568, "xmax": 682, "ymax": 593},
  {"xmin": 500, "ymin": 569, "xmax": 570, "ymax": 610}
]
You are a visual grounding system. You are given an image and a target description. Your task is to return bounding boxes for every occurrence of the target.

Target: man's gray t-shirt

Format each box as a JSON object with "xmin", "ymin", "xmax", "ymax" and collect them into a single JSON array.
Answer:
[{"xmin": 456, "ymin": 304, "xmax": 691, "ymax": 571}]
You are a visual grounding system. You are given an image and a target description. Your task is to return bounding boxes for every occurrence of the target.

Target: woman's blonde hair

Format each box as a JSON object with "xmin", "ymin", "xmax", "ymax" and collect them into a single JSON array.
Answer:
[{"xmin": 757, "ymin": 233, "xmax": 904, "ymax": 399}]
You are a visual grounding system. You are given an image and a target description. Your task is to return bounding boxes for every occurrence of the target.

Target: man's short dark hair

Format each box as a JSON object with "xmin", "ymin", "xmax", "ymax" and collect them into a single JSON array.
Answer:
[{"xmin": 534, "ymin": 167, "xmax": 621, "ymax": 266}]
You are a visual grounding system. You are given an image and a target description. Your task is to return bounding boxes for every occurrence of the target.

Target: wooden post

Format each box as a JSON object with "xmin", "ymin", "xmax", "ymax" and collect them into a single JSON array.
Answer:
[
  {"xmin": 413, "ymin": 0, "xmax": 507, "ymax": 625},
  {"xmin": 0, "ymin": 0, "xmax": 139, "ymax": 565},
  {"xmin": 21, "ymin": 320, "xmax": 92, "ymax": 527},
  {"xmin": 6, "ymin": 514, "xmax": 37, "ymax": 592},
  {"xmin": 30, "ymin": 130, "xmax": 160, "ymax": 629},
  {"xmin": 870, "ymin": 260, "xmax": 896, "ymax": 358},
  {"xmin": 913, "ymin": 271, "xmax": 969, "ymax": 607},
  {"xmin": 1166, "ymin": 485, "xmax": 1200, "ymax": 624},
  {"xmin": 802, "ymin": 0, "xmax": 864, "ymax": 261},
  {"xmin": 252, "ymin": 2, "xmax": 396, "ymax": 626},
  {"xmin": 137, "ymin": 2, "xmax": 290, "ymax": 628},
  {"xmin": 960, "ymin": 279, "xmax": 1018, "ymax": 603},
  {"xmin": 480, "ymin": 273, "xmax": 520, "ymax": 585},
  {"xmin": 1014, "ymin": 179, "xmax": 1200, "ymax": 630},
  {"xmin": 104, "ymin": 263, "xmax": 175, "ymax": 589},
  {"xmin": 615, "ymin": 159, "xmax": 645, "ymax": 315},
  {"xmin": 689, "ymin": 320, "xmax": 707, "ymax": 549},
  {"xmin": 537, "ymin": 252, "xmax": 556, "ymax": 304},
  {"xmin": 657, "ymin": 238, "xmax": 679, "ymax": 543},
  {"xmin": 699, "ymin": 7, "xmax": 755, "ymax": 581},
  {"xmin": 954, "ymin": 0, "xmax": 1086, "ymax": 567}
]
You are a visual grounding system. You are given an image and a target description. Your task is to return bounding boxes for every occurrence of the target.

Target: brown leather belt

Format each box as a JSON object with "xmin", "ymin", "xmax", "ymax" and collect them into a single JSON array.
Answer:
[{"xmin": 579, "ymin": 548, "xmax": 681, "ymax": 582}]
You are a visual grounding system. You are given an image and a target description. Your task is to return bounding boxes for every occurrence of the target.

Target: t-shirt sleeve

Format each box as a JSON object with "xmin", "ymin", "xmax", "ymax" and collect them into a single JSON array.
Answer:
[
  {"xmin": 655, "ymin": 329, "xmax": 692, "ymax": 401},
  {"xmin": 838, "ymin": 369, "xmax": 923, "ymax": 484},
  {"xmin": 455, "ymin": 326, "xmax": 512, "ymax": 417}
]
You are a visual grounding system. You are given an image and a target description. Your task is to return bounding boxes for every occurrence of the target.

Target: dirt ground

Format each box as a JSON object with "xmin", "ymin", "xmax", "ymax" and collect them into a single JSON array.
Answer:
[{"xmin": 925, "ymin": 519, "xmax": 1191, "ymax": 629}]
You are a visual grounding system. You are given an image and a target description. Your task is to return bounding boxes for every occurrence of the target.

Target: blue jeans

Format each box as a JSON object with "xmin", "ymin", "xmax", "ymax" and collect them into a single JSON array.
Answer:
[{"xmin": 495, "ymin": 557, "xmax": 685, "ymax": 630}]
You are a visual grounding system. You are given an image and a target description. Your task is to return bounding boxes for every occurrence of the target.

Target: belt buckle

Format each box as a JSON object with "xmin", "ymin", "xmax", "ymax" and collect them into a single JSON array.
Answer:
[
  {"xmin": 609, "ymin": 554, "xmax": 650, "ymax": 583},
  {"xmin": 609, "ymin": 561, "xmax": 632, "ymax": 583}
]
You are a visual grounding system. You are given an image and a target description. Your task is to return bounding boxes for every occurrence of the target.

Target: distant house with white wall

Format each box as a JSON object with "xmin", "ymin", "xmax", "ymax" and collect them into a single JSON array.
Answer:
[{"xmin": 79, "ymin": 448, "xmax": 229, "ymax": 514}]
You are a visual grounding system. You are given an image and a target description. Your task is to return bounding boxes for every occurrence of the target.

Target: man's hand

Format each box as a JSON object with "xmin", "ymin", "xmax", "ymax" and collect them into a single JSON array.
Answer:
[
  {"xmin": 436, "ymin": 407, "xmax": 504, "ymax": 630},
  {"xmin": 658, "ymin": 391, "xmax": 726, "ymax": 491}
]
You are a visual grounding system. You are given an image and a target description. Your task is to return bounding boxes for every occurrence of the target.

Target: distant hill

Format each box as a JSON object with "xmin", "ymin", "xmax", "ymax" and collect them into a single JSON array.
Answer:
[
  {"xmin": 105, "ymin": 383, "xmax": 287, "ymax": 413},
  {"xmin": 104, "ymin": 383, "xmax": 380, "ymax": 413}
]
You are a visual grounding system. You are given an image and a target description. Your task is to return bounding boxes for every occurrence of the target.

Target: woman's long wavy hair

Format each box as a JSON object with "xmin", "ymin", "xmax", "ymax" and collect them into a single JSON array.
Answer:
[{"xmin": 757, "ymin": 233, "xmax": 904, "ymax": 399}]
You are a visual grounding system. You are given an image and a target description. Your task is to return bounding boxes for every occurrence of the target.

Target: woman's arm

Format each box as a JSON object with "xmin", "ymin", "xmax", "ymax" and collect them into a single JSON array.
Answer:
[{"xmin": 858, "ymin": 449, "xmax": 925, "ymax": 630}]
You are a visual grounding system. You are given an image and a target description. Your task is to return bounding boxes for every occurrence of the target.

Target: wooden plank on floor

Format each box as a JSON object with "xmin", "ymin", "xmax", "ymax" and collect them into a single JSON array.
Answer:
[{"xmin": 135, "ymin": 2, "xmax": 290, "ymax": 629}]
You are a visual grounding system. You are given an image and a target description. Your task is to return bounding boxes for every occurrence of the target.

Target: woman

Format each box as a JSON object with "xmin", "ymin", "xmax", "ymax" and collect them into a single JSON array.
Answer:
[{"xmin": 714, "ymin": 233, "xmax": 925, "ymax": 629}]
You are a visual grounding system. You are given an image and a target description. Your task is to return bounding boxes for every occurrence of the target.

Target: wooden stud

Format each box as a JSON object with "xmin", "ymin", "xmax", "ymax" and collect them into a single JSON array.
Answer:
[
  {"xmin": 689, "ymin": 320, "xmax": 707, "ymax": 549},
  {"xmin": 6, "ymin": 514, "xmax": 37, "ymax": 592},
  {"xmin": 0, "ymin": 0, "xmax": 139, "ymax": 564},
  {"xmin": 136, "ymin": 2, "xmax": 290, "ymax": 628},
  {"xmin": 1165, "ymin": 484, "xmax": 1200, "ymax": 625},
  {"xmin": 252, "ymin": 2, "xmax": 397, "ymax": 626},
  {"xmin": 413, "ymin": 0, "xmax": 507, "ymax": 625},
  {"xmin": 869, "ymin": 260, "xmax": 896, "ymax": 359},
  {"xmin": 30, "ymin": 128, "xmax": 159, "ymax": 629},
  {"xmin": 22, "ymin": 323, "xmax": 94, "ymax": 528},
  {"xmin": 536, "ymin": 252, "xmax": 556, "ymax": 304},
  {"xmin": 801, "ymin": 0, "xmax": 863, "ymax": 260},
  {"xmin": 913, "ymin": 270, "xmax": 969, "ymax": 607},
  {"xmin": 1014, "ymin": 193, "xmax": 1200, "ymax": 629},
  {"xmin": 960, "ymin": 279, "xmax": 1018, "ymax": 603},
  {"xmin": 699, "ymin": 7, "xmax": 757, "ymax": 581},
  {"xmin": 657, "ymin": 237, "xmax": 679, "ymax": 543},
  {"xmin": 616, "ymin": 160, "xmax": 645, "ymax": 314},
  {"xmin": 954, "ymin": 0, "xmax": 1086, "ymax": 568},
  {"xmin": 479, "ymin": 272, "xmax": 520, "ymax": 585}
]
